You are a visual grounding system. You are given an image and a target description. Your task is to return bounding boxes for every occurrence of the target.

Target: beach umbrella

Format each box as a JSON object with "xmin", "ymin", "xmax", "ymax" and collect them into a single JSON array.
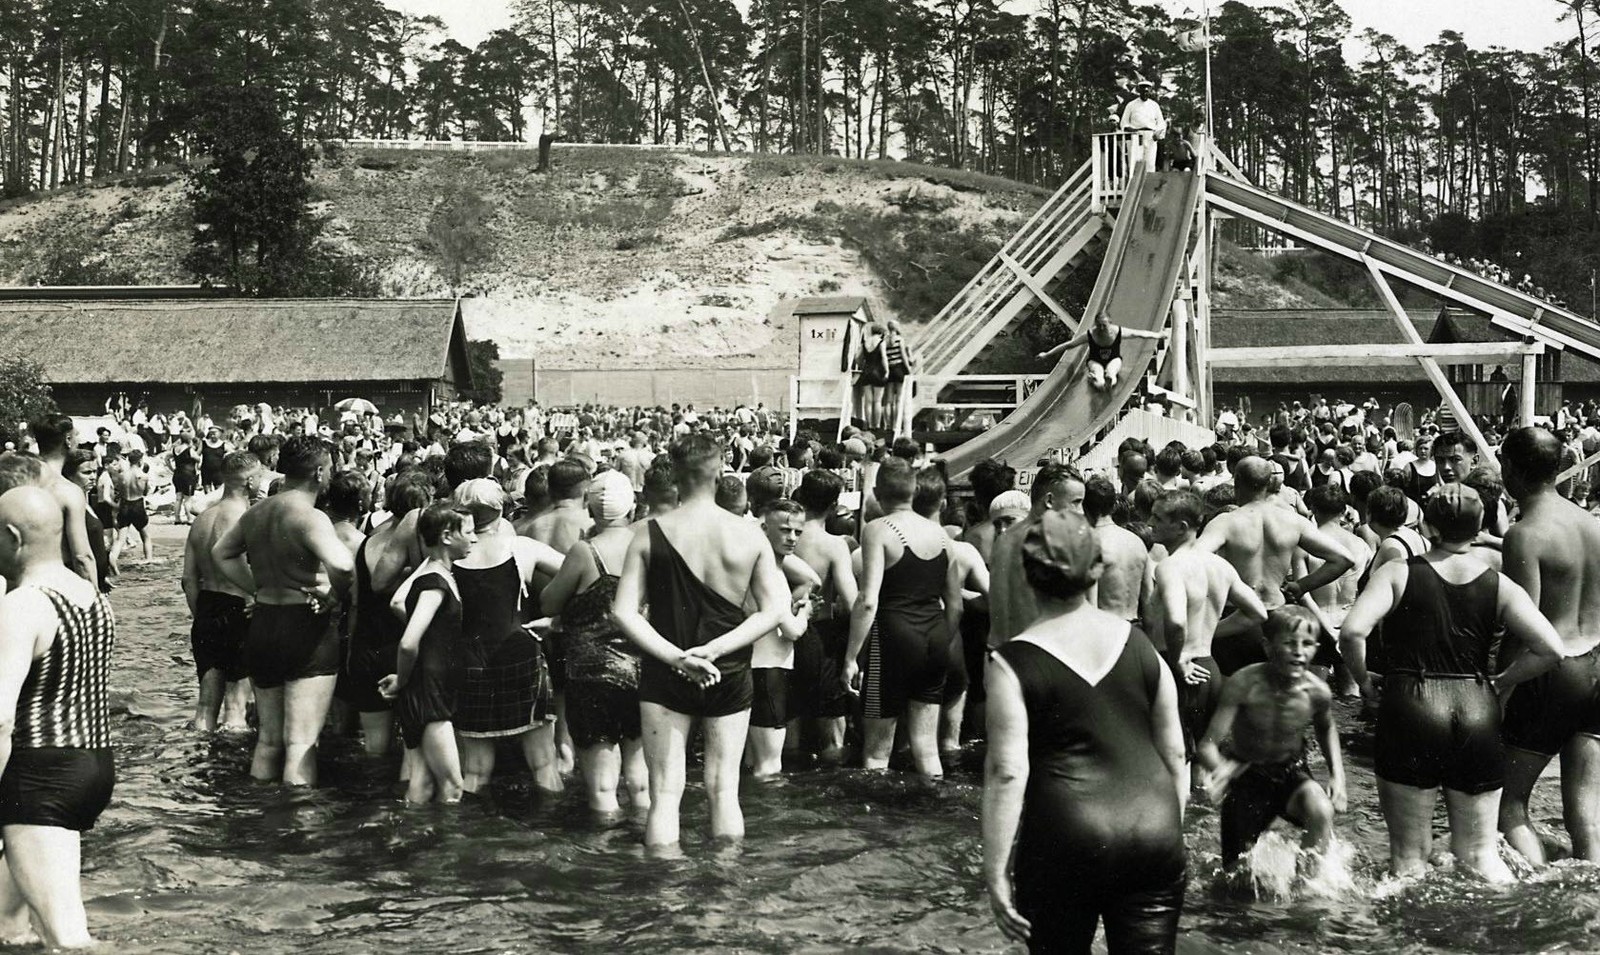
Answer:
[{"xmin": 335, "ymin": 398, "xmax": 379, "ymax": 415}]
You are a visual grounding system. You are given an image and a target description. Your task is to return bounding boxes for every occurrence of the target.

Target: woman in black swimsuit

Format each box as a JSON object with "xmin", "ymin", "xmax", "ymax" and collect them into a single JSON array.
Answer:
[
  {"xmin": 1037, "ymin": 312, "xmax": 1166, "ymax": 392},
  {"xmin": 1341, "ymin": 484, "xmax": 1563, "ymax": 883},
  {"xmin": 983, "ymin": 509, "xmax": 1187, "ymax": 954},
  {"xmin": 853, "ymin": 322, "xmax": 890, "ymax": 429}
]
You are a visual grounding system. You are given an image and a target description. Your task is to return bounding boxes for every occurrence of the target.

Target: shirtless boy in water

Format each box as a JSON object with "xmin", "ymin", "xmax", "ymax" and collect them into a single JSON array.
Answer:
[{"xmin": 1199, "ymin": 608, "xmax": 1347, "ymax": 871}]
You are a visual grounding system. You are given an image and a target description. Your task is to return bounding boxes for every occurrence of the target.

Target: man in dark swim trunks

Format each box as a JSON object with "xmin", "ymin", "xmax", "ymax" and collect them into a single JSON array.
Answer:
[
  {"xmin": 1499, "ymin": 426, "xmax": 1600, "ymax": 863},
  {"xmin": 612, "ymin": 433, "xmax": 788, "ymax": 848},
  {"xmin": 1198, "ymin": 608, "xmax": 1345, "ymax": 872},
  {"xmin": 182, "ymin": 452, "xmax": 261, "ymax": 732},
  {"xmin": 111, "ymin": 450, "xmax": 152, "ymax": 566},
  {"xmin": 27, "ymin": 415, "xmax": 97, "ymax": 586},
  {"xmin": 213, "ymin": 436, "xmax": 354, "ymax": 786},
  {"xmin": 0, "ymin": 487, "xmax": 117, "ymax": 947}
]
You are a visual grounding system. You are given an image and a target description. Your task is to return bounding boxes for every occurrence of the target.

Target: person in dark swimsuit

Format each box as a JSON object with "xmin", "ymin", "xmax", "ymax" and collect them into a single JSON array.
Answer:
[
  {"xmin": 984, "ymin": 509, "xmax": 1187, "ymax": 954},
  {"xmin": 199, "ymin": 429, "xmax": 228, "ymax": 491},
  {"xmin": 1341, "ymin": 484, "xmax": 1564, "ymax": 882},
  {"xmin": 0, "ymin": 487, "xmax": 117, "ymax": 948},
  {"xmin": 612, "ymin": 434, "xmax": 788, "ymax": 848},
  {"xmin": 381, "ymin": 504, "xmax": 472, "ymax": 805},
  {"xmin": 1037, "ymin": 311, "xmax": 1166, "ymax": 392},
  {"xmin": 170, "ymin": 437, "xmax": 200, "ymax": 525},
  {"xmin": 844, "ymin": 459, "xmax": 964, "ymax": 777},
  {"xmin": 853, "ymin": 322, "xmax": 890, "ymax": 429}
]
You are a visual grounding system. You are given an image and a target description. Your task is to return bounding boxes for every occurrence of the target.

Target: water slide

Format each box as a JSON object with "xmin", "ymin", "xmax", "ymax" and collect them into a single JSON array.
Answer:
[
  {"xmin": 1206, "ymin": 173, "xmax": 1600, "ymax": 362},
  {"xmin": 942, "ymin": 166, "xmax": 1203, "ymax": 479}
]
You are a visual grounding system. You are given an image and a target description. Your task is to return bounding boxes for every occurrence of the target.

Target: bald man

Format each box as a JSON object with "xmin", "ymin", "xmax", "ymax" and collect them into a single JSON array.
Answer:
[
  {"xmin": 1499, "ymin": 426, "xmax": 1600, "ymax": 864},
  {"xmin": 0, "ymin": 487, "xmax": 117, "ymax": 948},
  {"xmin": 1197, "ymin": 456, "xmax": 1355, "ymax": 674}
]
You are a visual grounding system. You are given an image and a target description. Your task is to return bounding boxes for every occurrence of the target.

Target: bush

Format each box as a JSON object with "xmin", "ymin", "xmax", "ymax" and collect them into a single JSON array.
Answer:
[
  {"xmin": 0, "ymin": 356, "xmax": 57, "ymax": 447},
  {"xmin": 422, "ymin": 188, "xmax": 496, "ymax": 292},
  {"xmin": 461, "ymin": 339, "xmax": 504, "ymax": 405},
  {"xmin": 30, "ymin": 230, "xmax": 138, "ymax": 286}
]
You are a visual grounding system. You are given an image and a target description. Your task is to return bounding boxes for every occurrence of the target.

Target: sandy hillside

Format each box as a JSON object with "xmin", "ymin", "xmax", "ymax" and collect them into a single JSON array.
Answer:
[{"xmin": 0, "ymin": 148, "xmax": 1322, "ymax": 371}]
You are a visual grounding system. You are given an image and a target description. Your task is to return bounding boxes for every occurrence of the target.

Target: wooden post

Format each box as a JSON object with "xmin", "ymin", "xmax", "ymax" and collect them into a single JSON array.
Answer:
[
  {"xmin": 1170, "ymin": 298, "xmax": 1190, "ymax": 422},
  {"xmin": 1521, "ymin": 349, "xmax": 1538, "ymax": 426},
  {"xmin": 1363, "ymin": 256, "xmax": 1495, "ymax": 461}
]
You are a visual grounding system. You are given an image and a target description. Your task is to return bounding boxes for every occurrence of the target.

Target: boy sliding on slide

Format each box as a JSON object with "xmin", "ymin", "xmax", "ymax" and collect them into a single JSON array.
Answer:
[{"xmin": 1037, "ymin": 311, "xmax": 1166, "ymax": 391}]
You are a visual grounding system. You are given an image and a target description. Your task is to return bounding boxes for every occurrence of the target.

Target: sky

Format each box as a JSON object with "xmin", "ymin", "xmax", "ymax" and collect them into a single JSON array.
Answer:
[{"xmin": 385, "ymin": 0, "xmax": 1580, "ymax": 55}]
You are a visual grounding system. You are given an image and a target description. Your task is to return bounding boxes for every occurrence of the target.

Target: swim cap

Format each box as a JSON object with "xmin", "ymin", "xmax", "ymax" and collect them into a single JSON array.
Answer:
[
  {"xmin": 989, "ymin": 490, "xmax": 1031, "ymax": 518},
  {"xmin": 841, "ymin": 438, "xmax": 868, "ymax": 457},
  {"xmin": 452, "ymin": 478, "xmax": 505, "ymax": 515},
  {"xmin": 1022, "ymin": 509, "xmax": 1100, "ymax": 581},
  {"xmin": 586, "ymin": 469, "xmax": 635, "ymax": 524},
  {"xmin": 1424, "ymin": 482, "xmax": 1483, "ymax": 543}
]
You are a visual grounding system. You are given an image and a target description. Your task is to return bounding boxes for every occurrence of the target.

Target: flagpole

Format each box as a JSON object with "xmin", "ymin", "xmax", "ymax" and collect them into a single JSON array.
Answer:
[{"xmin": 1203, "ymin": 0, "xmax": 1214, "ymax": 138}]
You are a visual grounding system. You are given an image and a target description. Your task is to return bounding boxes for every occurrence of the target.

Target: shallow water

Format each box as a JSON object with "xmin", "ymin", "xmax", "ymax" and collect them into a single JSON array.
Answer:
[{"xmin": 73, "ymin": 555, "xmax": 1590, "ymax": 953}]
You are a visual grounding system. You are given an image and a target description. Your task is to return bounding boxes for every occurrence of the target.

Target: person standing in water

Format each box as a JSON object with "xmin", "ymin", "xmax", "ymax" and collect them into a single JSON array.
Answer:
[
  {"xmin": 984, "ymin": 510, "xmax": 1186, "ymax": 953},
  {"xmin": 0, "ymin": 487, "xmax": 117, "ymax": 948},
  {"xmin": 1340, "ymin": 484, "xmax": 1563, "ymax": 882},
  {"xmin": 212, "ymin": 435, "xmax": 354, "ymax": 786},
  {"xmin": 1498, "ymin": 426, "xmax": 1600, "ymax": 864},
  {"xmin": 1037, "ymin": 312, "xmax": 1167, "ymax": 393},
  {"xmin": 182, "ymin": 451, "xmax": 262, "ymax": 732},
  {"xmin": 1199, "ymin": 608, "xmax": 1346, "ymax": 873},
  {"xmin": 611, "ymin": 434, "xmax": 787, "ymax": 848}
]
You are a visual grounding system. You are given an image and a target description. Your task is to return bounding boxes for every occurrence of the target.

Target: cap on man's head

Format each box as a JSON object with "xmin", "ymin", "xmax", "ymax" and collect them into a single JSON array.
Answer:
[
  {"xmin": 1424, "ymin": 482, "xmax": 1484, "ymax": 542},
  {"xmin": 1022, "ymin": 509, "xmax": 1100, "ymax": 579},
  {"xmin": 990, "ymin": 490, "xmax": 1031, "ymax": 521},
  {"xmin": 1136, "ymin": 79, "xmax": 1155, "ymax": 89}
]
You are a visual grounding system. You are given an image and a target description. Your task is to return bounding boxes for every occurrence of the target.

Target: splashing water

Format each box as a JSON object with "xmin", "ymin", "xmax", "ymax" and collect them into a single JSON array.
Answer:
[{"xmin": 1241, "ymin": 830, "xmax": 1363, "ymax": 901}]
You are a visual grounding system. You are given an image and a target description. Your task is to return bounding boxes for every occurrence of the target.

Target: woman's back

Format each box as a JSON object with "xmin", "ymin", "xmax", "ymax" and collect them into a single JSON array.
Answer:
[
  {"xmin": 995, "ymin": 628, "xmax": 1183, "ymax": 889},
  {"xmin": 878, "ymin": 514, "xmax": 947, "ymax": 614},
  {"xmin": 1382, "ymin": 554, "xmax": 1498, "ymax": 676}
]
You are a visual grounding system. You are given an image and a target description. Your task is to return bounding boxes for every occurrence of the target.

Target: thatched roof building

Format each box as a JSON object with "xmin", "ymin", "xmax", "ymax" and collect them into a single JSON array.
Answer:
[
  {"xmin": 1210, "ymin": 308, "xmax": 1600, "ymax": 416},
  {"xmin": 0, "ymin": 297, "xmax": 471, "ymax": 417}
]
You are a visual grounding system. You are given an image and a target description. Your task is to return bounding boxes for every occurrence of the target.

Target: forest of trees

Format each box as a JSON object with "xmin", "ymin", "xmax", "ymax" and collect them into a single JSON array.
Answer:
[{"xmin": 4, "ymin": 0, "xmax": 1600, "ymax": 303}]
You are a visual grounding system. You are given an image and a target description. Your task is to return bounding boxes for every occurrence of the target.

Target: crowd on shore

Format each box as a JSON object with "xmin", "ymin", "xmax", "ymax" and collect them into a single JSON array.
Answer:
[{"xmin": 2, "ymin": 389, "xmax": 1600, "ymax": 951}]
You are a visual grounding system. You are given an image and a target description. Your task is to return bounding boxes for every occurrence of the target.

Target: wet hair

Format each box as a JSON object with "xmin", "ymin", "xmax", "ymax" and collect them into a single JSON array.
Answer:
[
  {"xmin": 892, "ymin": 437, "xmax": 921, "ymax": 462},
  {"xmin": 793, "ymin": 469, "xmax": 843, "ymax": 518},
  {"xmin": 1264, "ymin": 606, "xmax": 1318, "ymax": 644},
  {"xmin": 277, "ymin": 435, "xmax": 328, "ymax": 481},
  {"xmin": 1153, "ymin": 489, "xmax": 1203, "ymax": 530},
  {"xmin": 221, "ymin": 450, "xmax": 259, "ymax": 487},
  {"xmin": 444, "ymin": 441, "xmax": 493, "ymax": 489},
  {"xmin": 1349, "ymin": 471, "xmax": 1383, "ymax": 518},
  {"xmin": 874, "ymin": 458, "xmax": 917, "ymax": 507},
  {"xmin": 416, "ymin": 502, "xmax": 468, "ymax": 547},
  {"xmin": 29, "ymin": 414, "xmax": 74, "ymax": 457},
  {"xmin": 386, "ymin": 470, "xmax": 435, "ymax": 517},
  {"xmin": 127, "ymin": 449, "xmax": 144, "ymax": 465},
  {"xmin": 247, "ymin": 433, "xmax": 281, "ymax": 466},
  {"xmin": 63, "ymin": 448, "xmax": 95, "ymax": 479},
  {"xmin": 1200, "ymin": 482, "xmax": 1235, "ymax": 515},
  {"xmin": 761, "ymin": 499, "xmax": 805, "ymax": 522},
  {"xmin": 670, "ymin": 433, "xmax": 723, "ymax": 485},
  {"xmin": 1081, "ymin": 474, "xmax": 1120, "ymax": 522},
  {"xmin": 715, "ymin": 474, "xmax": 748, "ymax": 514},
  {"xmin": 1131, "ymin": 479, "xmax": 1163, "ymax": 520},
  {"xmin": 1334, "ymin": 446, "xmax": 1355, "ymax": 468},
  {"xmin": 746, "ymin": 469, "xmax": 786, "ymax": 514},
  {"xmin": 325, "ymin": 470, "xmax": 368, "ymax": 518},
  {"xmin": 1269, "ymin": 424, "xmax": 1292, "ymax": 450},
  {"xmin": 1153, "ymin": 446, "xmax": 1183, "ymax": 479},
  {"xmin": 547, "ymin": 459, "xmax": 589, "ymax": 500},
  {"xmin": 786, "ymin": 442, "xmax": 812, "ymax": 467},
  {"xmin": 1366, "ymin": 485, "xmax": 1409, "ymax": 529},
  {"xmin": 1304, "ymin": 483, "xmax": 1347, "ymax": 521},
  {"xmin": 1463, "ymin": 466, "xmax": 1504, "ymax": 522},
  {"xmin": 1180, "ymin": 449, "xmax": 1205, "ymax": 475},
  {"xmin": 1501, "ymin": 426, "xmax": 1561, "ymax": 487},
  {"xmin": 0, "ymin": 451, "xmax": 46, "ymax": 494},
  {"xmin": 644, "ymin": 460, "xmax": 679, "ymax": 507},
  {"xmin": 816, "ymin": 446, "xmax": 845, "ymax": 469},
  {"xmin": 912, "ymin": 465, "xmax": 946, "ymax": 518},
  {"xmin": 1032, "ymin": 462, "xmax": 1082, "ymax": 506},
  {"xmin": 748, "ymin": 445, "xmax": 774, "ymax": 469},
  {"xmin": 970, "ymin": 458, "xmax": 1016, "ymax": 510},
  {"xmin": 522, "ymin": 466, "xmax": 551, "ymax": 512},
  {"xmin": 1432, "ymin": 430, "xmax": 1471, "ymax": 459}
]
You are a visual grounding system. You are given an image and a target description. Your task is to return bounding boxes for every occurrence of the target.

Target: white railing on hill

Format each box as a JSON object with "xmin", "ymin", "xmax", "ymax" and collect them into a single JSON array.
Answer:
[{"xmin": 336, "ymin": 138, "xmax": 685, "ymax": 152}]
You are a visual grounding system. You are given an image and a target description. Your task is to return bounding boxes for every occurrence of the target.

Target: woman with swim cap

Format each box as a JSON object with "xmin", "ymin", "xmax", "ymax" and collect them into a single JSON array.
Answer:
[{"xmin": 983, "ymin": 509, "xmax": 1187, "ymax": 952}]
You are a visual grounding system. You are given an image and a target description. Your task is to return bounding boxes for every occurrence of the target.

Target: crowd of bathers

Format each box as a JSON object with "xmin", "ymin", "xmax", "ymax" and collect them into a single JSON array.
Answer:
[{"xmin": 6, "ymin": 388, "xmax": 1600, "ymax": 950}]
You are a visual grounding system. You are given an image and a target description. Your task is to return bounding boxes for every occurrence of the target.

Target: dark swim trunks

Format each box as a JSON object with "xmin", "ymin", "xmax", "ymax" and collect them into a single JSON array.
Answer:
[
  {"xmin": 0, "ymin": 747, "xmax": 115, "ymax": 832},
  {"xmin": 1220, "ymin": 754, "xmax": 1314, "ymax": 864},
  {"xmin": 245, "ymin": 603, "xmax": 339, "ymax": 690},
  {"xmin": 1503, "ymin": 644, "xmax": 1600, "ymax": 758},
  {"xmin": 1376, "ymin": 673, "xmax": 1503, "ymax": 794},
  {"xmin": 639, "ymin": 520, "xmax": 754, "ymax": 719},
  {"xmin": 116, "ymin": 499, "xmax": 148, "ymax": 531},
  {"xmin": 639, "ymin": 660, "xmax": 754, "ymax": 719},
  {"xmin": 750, "ymin": 667, "xmax": 791, "ymax": 729},
  {"xmin": 92, "ymin": 501, "xmax": 116, "ymax": 530},
  {"xmin": 1175, "ymin": 655, "xmax": 1222, "ymax": 758},
  {"xmin": 190, "ymin": 590, "xmax": 250, "ymax": 682}
]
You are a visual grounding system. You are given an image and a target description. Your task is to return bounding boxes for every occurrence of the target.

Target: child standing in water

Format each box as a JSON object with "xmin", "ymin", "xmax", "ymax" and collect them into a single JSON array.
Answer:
[
  {"xmin": 382, "ymin": 503, "xmax": 476, "ymax": 805},
  {"xmin": 1198, "ymin": 607, "xmax": 1347, "ymax": 872}
]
